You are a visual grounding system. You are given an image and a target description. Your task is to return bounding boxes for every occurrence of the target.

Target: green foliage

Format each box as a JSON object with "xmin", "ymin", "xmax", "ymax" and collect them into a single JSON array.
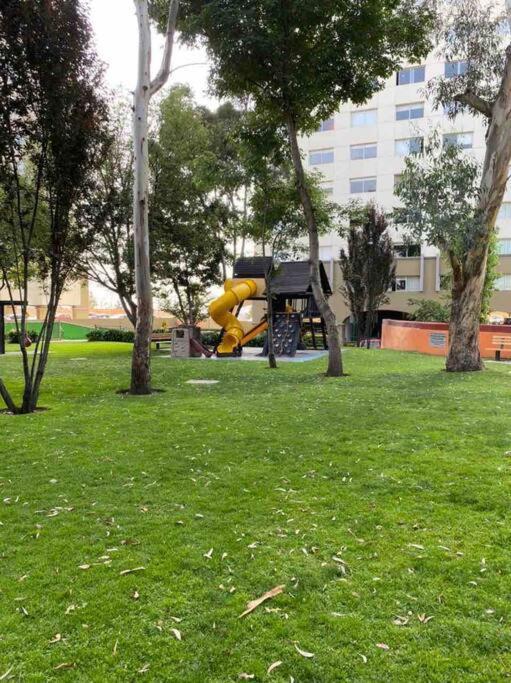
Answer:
[
  {"xmin": 394, "ymin": 133, "xmax": 483, "ymax": 258},
  {"xmin": 427, "ymin": 0, "xmax": 508, "ymax": 118},
  {"xmin": 172, "ymin": 1, "xmax": 434, "ymax": 132},
  {"xmin": 7, "ymin": 329, "xmax": 39, "ymax": 344},
  {"xmin": 150, "ymin": 85, "xmax": 229, "ymax": 324},
  {"xmin": 2, "ymin": 342, "xmax": 511, "ymax": 679},
  {"xmin": 86, "ymin": 328, "xmax": 135, "ymax": 343},
  {"xmin": 408, "ymin": 298, "xmax": 451, "ymax": 323}
]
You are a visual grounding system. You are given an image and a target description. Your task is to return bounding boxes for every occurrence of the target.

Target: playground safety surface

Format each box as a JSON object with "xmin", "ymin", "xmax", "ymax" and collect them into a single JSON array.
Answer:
[{"xmin": 172, "ymin": 347, "xmax": 329, "ymax": 363}]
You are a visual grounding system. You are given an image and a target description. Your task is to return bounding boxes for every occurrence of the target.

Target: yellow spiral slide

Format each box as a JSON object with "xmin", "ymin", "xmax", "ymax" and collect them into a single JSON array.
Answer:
[{"xmin": 209, "ymin": 278, "xmax": 266, "ymax": 355}]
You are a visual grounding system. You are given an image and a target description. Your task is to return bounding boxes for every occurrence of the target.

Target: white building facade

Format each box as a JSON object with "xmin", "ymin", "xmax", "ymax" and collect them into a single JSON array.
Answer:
[{"xmin": 300, "ymin": 51, "xmax": 511, "ymax": 331}]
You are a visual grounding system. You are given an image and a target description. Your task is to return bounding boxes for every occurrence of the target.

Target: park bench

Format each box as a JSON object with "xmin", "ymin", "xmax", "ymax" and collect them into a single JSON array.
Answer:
[
  {"xmin": 151, "ymin": 332, "xmax": 172, "ymax": 350},
  {"xmin": 487, "ymin": 335, "xmax": 511, "ymax": 361}
]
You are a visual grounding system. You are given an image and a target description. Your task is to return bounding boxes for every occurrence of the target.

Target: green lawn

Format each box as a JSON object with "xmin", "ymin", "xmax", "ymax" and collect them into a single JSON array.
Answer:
[
  {"xmin": 1, "ymin": 344, "xmax": 511, "ymax": 682},
  {"xmin": 5, "ymin": 321, "xmax": 92, "ymax": 340}
]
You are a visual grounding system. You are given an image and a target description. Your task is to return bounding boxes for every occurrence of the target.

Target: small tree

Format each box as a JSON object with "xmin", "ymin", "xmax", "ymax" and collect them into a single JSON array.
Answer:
[
  {"xmin": 131, "ymin": 0, "xmax": 179, "ymax": 395},
  {"xmin": 422, "ymin": 0, "xmax": 511, "ymax": 371},
  {"xmin": 173, "ymin": 0, "xmax": 434, "ymax": 377},
  {"xmin": 0, "ymin": 0, "xmax": 106, "ymax": 414},
  {"xmin": 408, "ymin": 298, "xmax": 451, "ymax": 323},
  {"xmin": 340, "ymin": 206, "xmax": 396, "ymax": 343}
]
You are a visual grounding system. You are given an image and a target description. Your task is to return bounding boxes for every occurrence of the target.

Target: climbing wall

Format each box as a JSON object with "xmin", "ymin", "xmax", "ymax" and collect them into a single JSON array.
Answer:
[{"xmin": 270, "ymin": 313, "xmax": 302, "ymax": 357}]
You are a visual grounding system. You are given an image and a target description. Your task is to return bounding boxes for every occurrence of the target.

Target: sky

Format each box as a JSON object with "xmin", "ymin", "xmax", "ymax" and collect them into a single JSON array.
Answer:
[
  {"xmin": 88, "ymin": 0, "xmax": 216, "ymax": 105},
  {"xmin": 87, "ymin": 0, "xmax": 216, "ymax": 307}
]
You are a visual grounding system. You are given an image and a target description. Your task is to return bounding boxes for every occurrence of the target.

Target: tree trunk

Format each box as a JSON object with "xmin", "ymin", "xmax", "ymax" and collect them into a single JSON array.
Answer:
[
  {"xmin": 446, "ymin": 260, "xmax": 485, "ymax": 372},
  {"xmin": 285, "ymin": 114, "xmax": 343, "ymax": 376},
  {"xmin": 447, "ymin": 43, "xmax": 511, "ymax": 371},
  {"xmin": 130, "ymin": 0, "xmax": 179, "ymax": 394},
  {"xmin": 265, "ymin": 272, "xmax": 277, "ymax": 369}
]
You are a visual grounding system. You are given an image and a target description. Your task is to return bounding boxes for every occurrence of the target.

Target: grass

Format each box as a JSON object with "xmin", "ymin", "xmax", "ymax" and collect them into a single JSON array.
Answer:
[
  {"xmin": 5, "ymin": 321, "xmax": 92, "ymax": 340},
  {"xmin": 1, "ymin": 343, "xmax": 511, "ymax": 682}
]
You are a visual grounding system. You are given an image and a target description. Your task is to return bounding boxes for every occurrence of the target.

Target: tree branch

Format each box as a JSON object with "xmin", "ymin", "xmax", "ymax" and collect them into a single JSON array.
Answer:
[
  {"xmin": 453, "ymin": 90, "xmax": 493, "ymax": 118},
  {"xmin": 149, "ymin": 0, "xmax": 180, "ymax": 97}
]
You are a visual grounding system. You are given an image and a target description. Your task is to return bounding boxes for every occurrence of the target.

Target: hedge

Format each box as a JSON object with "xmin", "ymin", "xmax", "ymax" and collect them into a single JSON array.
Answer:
[
  {"xmin": 86, "ymin": 328, "xmax": 135, "ymax": 343},
  {"xmin": 7, "ymin": 329, "xmax": 40, "ymax": 344}
]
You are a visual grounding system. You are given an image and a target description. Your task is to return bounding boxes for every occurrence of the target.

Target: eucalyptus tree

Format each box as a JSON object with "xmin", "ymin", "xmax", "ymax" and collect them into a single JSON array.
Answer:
[
  {"xmin": 160, "ymin": 0, "xmax": 434, "ymax": 376},
  {"xmin": 423, "ymin": 0, "xmax": 511, "ymax": 371},
  {"xmin": 0, "ymin": 0, "xmax": 106, "ymax": 414},
  {"xmin": 131, "ymin": 0, "xmax": 179, "ymax": 395}
]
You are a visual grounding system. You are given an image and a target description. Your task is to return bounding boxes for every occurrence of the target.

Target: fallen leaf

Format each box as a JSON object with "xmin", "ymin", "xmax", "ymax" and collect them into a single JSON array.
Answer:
[
  {"xmin": 203, "ymin": 548, "xmax": 214, "ymax": 559},
  {"xmin": 49, "ymin": 633, "xmax": 62, "ymax": 644},
  {"xmin": 359, "ymin": 654, "xmax": 368, "ymax": 663},
  {"xmin": 418, "ymin": 614, "xmax": 434, "ymax": 624},
  {"xmin": 171, "ymin": 628, "xmax": 182, "ymax": 641},
  {"xmin": 119, "ymin": 567, "xmax": 145, "ymax": 576},
  {"xmin": 267, "ymin": 661, "xmax": 282, "ymax": 674},
  {"xmin": 132, "ymin": 591, "xmax": 140, "ymax": 600},
  {"xmin": 392, "ymin": 615, "xmax": 409, "ymax": 626},
  {"xmin": 53, "ymin": 663, "xmax": 75, "ymax": 671},
  {"xmin": 294, "ymin": 644, "xmax": 314, "ymax": 658},
  {"xmin": 238, "ymin": 674, "xmax": 255, "ymax": 680},
  {"xmin": 0, "ymin": 668, "xmax": 13, "ymax": 681},
  {"xmin": 78, "ymin": 564, "xmax": 90, "ymax": 570},
  {"xmin": 376, "ymin": 643, "xmax": 389, "ymax": 651},
  {"xmin": 138, "ymin": 663, "xmax": 150, "ymax": 674},
  {"xmin": 239, "ymin": 585, "xmax": 285, "ymax": 618}
]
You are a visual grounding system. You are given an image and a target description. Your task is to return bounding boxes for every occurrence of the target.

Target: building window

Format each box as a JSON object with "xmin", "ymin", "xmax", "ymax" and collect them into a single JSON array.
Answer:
[
  {"xmin": 318, "ymin": 118, "xmax": 334, "ymax": 132},
  {"xmin": 395, "ymin": 103, "xmax": 424, "ymax": 121},
  {"xmin": 498, "ymin": 203, "xmax": 511, "ymax": 220},
  {"xmin": 395, "ymin": 137, "xmax": 424, "ymax": 157},
  {"xmin": 350, "ymin": 143, "xmax": 377, "ymax": 160},
  {"xmin": 391, "ymin": 276, "xmax": 421, "ymax": 292},
  {"xmin": 445, "ymin": 60, "xmax": 468, "ymax": 79},
  {"xmin": 496, "ymin": 274, "xmax": 511, "ymax": 291},
  {"xmin": 396, "ymin": 65, "xmax": 425, "ymax": 85},
  {"xmin": 350, "ymin": 177, "xmax": 377, "ymax": 193},
  {"xmin": 351, "ymin": 109, "xmax": 377, "ymax": 127},
  {"xmin": 320, "ymin": 183, "xmax": 334, "ymax": 195},
  {"xmin": 394, "ymin": 244, "xmax": 421, "ymax": 258},
  {"xmin": 309, "ymin": 149, "xmax": 334, "ymax": 165},
  {"xmin": 443, "ymin": 132, "xmax": 473, "ymax": 149}
]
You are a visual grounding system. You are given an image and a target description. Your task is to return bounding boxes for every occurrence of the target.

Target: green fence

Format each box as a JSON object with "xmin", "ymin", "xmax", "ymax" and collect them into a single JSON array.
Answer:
[{"xmin": 5, "ymin": 321, "xmax": 91, "ymax": 341}]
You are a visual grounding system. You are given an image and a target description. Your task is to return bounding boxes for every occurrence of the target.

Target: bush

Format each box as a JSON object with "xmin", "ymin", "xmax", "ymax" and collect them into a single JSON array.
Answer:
[
  {"xmin": 408, "ymin": 298, "xmax": 450, "ymax": 323},
  {"xmin": 86, "ymin": 328, "xmax": 135, "ymax": 343},
  {"xmin": 8, "ymin": 329, "xmax": 39, "ymax": 344}
]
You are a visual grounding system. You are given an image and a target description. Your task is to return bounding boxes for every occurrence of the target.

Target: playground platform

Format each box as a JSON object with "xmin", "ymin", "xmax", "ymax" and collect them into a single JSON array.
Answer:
[{"xmin": 166, "ymin": 347, "xmax": 329, "ymax": 363}]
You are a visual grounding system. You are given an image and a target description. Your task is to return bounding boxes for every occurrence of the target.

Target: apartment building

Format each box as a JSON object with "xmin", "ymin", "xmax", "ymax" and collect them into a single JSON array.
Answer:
[{"xmin": 301, "ymin": 51, "xmax": 511, "ymax": 334}]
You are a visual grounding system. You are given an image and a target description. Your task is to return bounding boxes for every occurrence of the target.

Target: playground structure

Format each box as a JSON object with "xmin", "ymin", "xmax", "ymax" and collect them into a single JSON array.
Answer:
[{"xmin": 206, "ymin": 257, "xmax": 332, "ymax": 358}]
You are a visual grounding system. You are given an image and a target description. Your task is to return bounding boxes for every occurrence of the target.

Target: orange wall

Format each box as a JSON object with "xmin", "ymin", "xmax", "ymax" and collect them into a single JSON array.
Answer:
[{"xmin": 381, "ymin": 319, "xmax": 511, "ymax": 360}]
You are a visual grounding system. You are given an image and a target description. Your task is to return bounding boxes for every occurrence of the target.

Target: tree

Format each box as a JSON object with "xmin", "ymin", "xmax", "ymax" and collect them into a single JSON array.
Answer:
[
  {"xmin": 150, "ymin": 86, "xmax": 227, "ymax": 327},
  {"xmin": 340, "ymin": 206, "xmax": 396, "ymax": 344},
  {"xmin": 421, "ymin": 0, "xmax": 511, "ymax": 371},
  {"xmin": 0, "ymin": 0, "xmax": 106, "ymax": 414},
  {"xmin": 170, "ymin": 0, "xmax": 434, "ymax": 377},
  {"xmin": 131, "ymin": 0, "xmax": 179, "ymax": 395},
  {"xmin": 395, "ymin": 132, "xmax": 501, "ymax": 370},
  {"xmin": 408, "ymin": 298, "xmax": 451, "ymax": 323},
  {"xmin": 78, "ymin": 95, "xmax": 136, "ymax": 326}
]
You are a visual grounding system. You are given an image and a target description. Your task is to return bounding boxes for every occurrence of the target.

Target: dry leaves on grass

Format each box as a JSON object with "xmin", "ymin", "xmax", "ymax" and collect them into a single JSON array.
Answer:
[
  {"xmin": 294, "ymin": 644, "xmax": 314, "ymax": 658},
  {"xmin": 0, "ymin": 668, "xmax": 13, "ymax": 681},
  {"xmin": 171, "ymin": 628, "xmax": 182, "ymax": 641},
  {"xmin": 238, "ymin": 674, "xmax": 255, "ymax": 680},
  {"xmin": 376, "ymin": 643, "xmax": 390, "ymax": 651},
  {"xmin": 53, "ymin": 663, "xmax": 75, "ymax": 671},
  {"xmin": 239, "ymin": 585, "xmax": 285, "ymax": 618},
  {"xmin": 267, "ymin": 661, "xmax": 282, "ymax": 674},
  {"xmin": 119, "ymin": 567, "xmax": 145, "ymax": 576}
]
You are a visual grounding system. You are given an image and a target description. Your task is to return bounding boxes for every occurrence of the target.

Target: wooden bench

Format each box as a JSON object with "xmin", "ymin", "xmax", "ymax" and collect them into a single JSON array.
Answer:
[
  {"xmin": 487, "ymin": 335, "xmax": 511, "ymax": 361},
  {"xmin": 151, "ymin": 333, "xmax": 172, "ymax": 351}
]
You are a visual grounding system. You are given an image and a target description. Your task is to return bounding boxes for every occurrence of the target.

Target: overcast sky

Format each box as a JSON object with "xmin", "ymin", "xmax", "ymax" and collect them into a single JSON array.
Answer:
[
  {"xmin": 87, "ymin": 1, "xmax": 217, "ymax": 307},
  {"xmin": 88, "ymin": 0, "xmax": 216, "ymax": 106}
]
